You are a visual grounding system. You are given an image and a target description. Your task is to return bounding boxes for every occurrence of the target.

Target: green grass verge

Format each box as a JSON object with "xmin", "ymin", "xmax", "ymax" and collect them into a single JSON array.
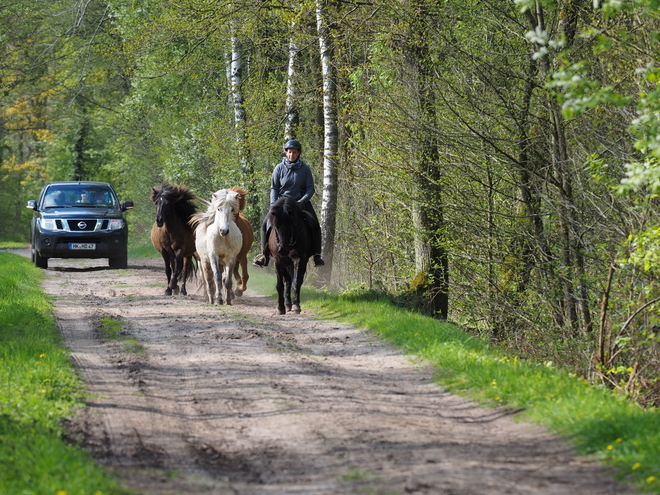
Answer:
[
  {"xmin": 0, "ymin": 241, "xmax": 28, "ymax": 250},
  {"xmin": 127, "ymin": 241, "xmax": 159, "ymax": 259},
  {"xmin": 0, "ymin": 252, "xmax": 133, "ymax": 495},
  {"xmin": 278, "ymin": 280, "xmax": 660, "ymax": 493}
]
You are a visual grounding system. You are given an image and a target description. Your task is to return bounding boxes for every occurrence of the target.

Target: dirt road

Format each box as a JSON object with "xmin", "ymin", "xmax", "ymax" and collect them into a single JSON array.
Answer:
[{"xmin": 27, "ymin": 254, "xmax": 637, "ymax": 494}]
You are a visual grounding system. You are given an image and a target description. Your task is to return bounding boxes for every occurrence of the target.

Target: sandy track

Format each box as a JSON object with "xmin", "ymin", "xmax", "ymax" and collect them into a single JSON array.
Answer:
[{"xmin": 28, "ymin": 254, "xmax": 637, "ymax": 494}]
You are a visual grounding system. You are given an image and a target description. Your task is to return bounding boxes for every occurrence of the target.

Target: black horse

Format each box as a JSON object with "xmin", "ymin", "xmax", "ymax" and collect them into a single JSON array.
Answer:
[
  {"xmin": 150, "ymin": 184, "xmax": 198, "ymax": 296},
  {"xmin": 266, "ymin": 197, "xmax": 313, "ymax": 314}
]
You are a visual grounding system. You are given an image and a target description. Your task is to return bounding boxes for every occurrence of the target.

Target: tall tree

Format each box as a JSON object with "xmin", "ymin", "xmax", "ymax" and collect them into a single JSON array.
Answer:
[{"xmin": 315, "ymin": 0, "xmax": 339, "ymax": 277}]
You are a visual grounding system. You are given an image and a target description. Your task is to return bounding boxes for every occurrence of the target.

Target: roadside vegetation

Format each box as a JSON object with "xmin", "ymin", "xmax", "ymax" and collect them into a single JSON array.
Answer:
[{"xmin": 0, "ymin": 251, "xmax": 133, "ymax": 495}]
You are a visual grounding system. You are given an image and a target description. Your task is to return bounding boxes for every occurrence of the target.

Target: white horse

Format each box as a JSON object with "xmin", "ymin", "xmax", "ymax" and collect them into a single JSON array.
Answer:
[{"xmin": 190, "ymin": 189, "xmax": 243, "ymax": 305}]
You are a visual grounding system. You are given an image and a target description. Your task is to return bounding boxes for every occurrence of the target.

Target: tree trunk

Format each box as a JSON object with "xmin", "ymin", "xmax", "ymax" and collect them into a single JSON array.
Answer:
[
  {"xmin": 316, "ymin": 0, "xmax": 338, "ymax": 279},
  {"xmin": 407, "ymin": 1, "xmax": 449, "ymax": 319},
  {"xmin": 228, "ymin": 17, "xmax": 257, "ymax": 216},
  {"xmin": 284, "ymin": 20, "xmax": 300, "ymax": 140}
]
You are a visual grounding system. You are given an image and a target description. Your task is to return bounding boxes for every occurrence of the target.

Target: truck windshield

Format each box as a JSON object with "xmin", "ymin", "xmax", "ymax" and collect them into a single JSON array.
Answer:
[{"xmin": 42, "ymin": 186, "xmax": 118, "ymax": 208}]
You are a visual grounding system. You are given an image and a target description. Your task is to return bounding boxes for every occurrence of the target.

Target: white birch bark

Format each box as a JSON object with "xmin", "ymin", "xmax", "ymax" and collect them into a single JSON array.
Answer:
[
  {"xmin": 284, "ymin": 20, "xmax": 299, "ymax": 140},
  {"xmin": 315, "ymin": 0, "xmax": 338, "ymax": 275},
  {"xmin": 229, "ymin": 31, "xmax": 249, "ymax": 176}
]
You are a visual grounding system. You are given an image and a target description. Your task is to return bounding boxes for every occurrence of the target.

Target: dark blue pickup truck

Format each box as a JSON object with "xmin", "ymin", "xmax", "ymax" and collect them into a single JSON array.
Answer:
[{"xmin": 26, "ymin": 181, "xmax": 133, "ymax": 269}]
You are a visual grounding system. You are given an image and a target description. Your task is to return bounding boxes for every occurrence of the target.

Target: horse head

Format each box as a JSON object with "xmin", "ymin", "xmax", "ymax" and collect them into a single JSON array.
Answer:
[
  {"xmin": 269, "ymin": 198, "xmax": 304, "ymax": 257},
  {"xmin": 210, "ymin": 189, "xmax": 240, "ymax": 236},
  {"xmin": 151, "ymin": 184, "xmax": 197, "ymax": 228},
  {"xmin": 151, "ymin": 186, "xmax": 173, "ymax": 228}
]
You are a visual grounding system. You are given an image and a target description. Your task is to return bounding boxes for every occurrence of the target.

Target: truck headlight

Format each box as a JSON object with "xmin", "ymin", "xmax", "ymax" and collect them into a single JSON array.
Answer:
[
  {"xmin": 40, "ymin": 218, "xmax": 58, "ymax": 230},
  {"xmin": 108, "ymin": 219, "xmax": 125, "ymax": 230}
]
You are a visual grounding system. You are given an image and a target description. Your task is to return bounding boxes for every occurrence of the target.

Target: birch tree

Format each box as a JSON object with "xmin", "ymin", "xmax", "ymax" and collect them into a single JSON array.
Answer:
[
  {"xmin": 284, "ymin": 19, "xmax": 300, "ymax": 140},
  {"xmin": 315, "ymin": 0, "xmax": 339, "ymax": 277},
  {"xmin": 228, "ymin": 10, "xmax": 257, "ymax": 214}
]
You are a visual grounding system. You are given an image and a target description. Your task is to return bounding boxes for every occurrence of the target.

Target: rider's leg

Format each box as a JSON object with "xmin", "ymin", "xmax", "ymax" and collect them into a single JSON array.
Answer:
[
  {"xmin": 302, "ymin": 203, "xmax": 324, "ymax": 267},
  {"xmin": 253, "ymin": 219, "xmax": 271, "ymax": 267}
]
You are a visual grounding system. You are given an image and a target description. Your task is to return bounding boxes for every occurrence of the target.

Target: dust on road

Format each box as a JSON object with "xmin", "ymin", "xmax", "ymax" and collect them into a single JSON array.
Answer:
[{"xmin": 30, "ymin": 254, "xmax": 637, "ymax": 494}]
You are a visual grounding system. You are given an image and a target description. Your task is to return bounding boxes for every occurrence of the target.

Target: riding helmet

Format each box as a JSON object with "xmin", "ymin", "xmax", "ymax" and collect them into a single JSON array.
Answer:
[{"xmin": 283, "ymin": 139, "xmax": 302, "ymax": 151}]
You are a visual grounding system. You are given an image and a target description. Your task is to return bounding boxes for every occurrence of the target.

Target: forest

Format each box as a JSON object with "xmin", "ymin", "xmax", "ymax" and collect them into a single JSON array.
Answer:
[{"xmin": 2, "ymin": 0, "xmax": 660, "ymax": 407}]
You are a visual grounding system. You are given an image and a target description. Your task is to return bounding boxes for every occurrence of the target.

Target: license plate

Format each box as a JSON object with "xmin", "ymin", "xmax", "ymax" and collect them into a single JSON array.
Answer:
[{"xmin": 69, "ymin": 243, "xmax": 96, "ymax": 250}]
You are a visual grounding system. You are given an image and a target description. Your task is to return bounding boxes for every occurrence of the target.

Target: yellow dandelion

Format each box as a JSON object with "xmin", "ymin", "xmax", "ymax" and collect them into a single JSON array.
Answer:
[
  {"xmin": 41, "ymin": 390, "xmax": 46, "ymax": 394},
  {"xmin": 615, "ymin": 438, "xmax": 623, "ymax": 443},
  {"xmin": 632, "ymin": 463, "xmax": 641, "ymax": 470},
  {"xmin": 57, "ymin": 491, "xmax": 67, "ymax": 495},
  {"xmin": 40, "ymin": 354, "xmax": 45, "ymax": 358},
  {"xmin": 606, "ymin": 445, "xmax": 613, "ymax": 450},
  {"xmin": 494, "ymin": 397, "xmax": 500, "ymax": 401},
  {"xmin": 647, "ymin": 476, "xmax": 656, "ymax": 483},
  {"xmin": 491, "ymin": 381, "xmax": 497, "ymax": 385}
]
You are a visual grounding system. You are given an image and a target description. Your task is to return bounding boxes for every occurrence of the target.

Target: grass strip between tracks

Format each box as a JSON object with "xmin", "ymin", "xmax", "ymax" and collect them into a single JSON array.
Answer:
[
  {"xmin": 0, "ymin": 252, "xmax": 133, "ymax": 495},
  {"xmin": 251, "ymin": 272, "xmax": 660, "ymax": 494}
]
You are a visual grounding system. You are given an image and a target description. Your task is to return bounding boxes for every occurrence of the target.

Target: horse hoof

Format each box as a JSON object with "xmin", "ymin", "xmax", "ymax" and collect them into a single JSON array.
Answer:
[
  {"xmin": 278, "ymin": 307, "xmax": 286, "ymax": 315},
  {"xmin": 234, "ymin": 289, "xmax": 243, "ymax": 297},
  {"xmin": 293, "ymin": 306, "xmax": 301, "ymax": 314},
  {"xmin": 181, "ymin": 288, "xmax": 187, "ymax": 296},
  {"xmin": 165, "ymin": 288, "xmax": 173, "ymax": 296}
]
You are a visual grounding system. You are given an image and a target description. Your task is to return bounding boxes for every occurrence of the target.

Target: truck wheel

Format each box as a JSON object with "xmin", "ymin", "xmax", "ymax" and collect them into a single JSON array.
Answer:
[
  {"xmin": 34, "ymin": 251, "xmax": 48, "ymax": 269},
  {"xmin": 109, "ymin": 254, "xmax": 127, "ymax": 269}
]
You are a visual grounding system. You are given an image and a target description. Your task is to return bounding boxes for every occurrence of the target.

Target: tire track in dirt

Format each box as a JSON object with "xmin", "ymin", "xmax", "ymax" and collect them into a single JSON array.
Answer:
[{"xmin": 31, "ymin": 254, "xmax": 638, "ymax": 495}]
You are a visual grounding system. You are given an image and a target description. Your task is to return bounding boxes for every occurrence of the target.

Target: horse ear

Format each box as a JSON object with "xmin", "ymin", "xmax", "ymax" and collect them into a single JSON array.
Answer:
[{"xmin": 150, "ymin": 186, "xmax": 159, "ymax": 202}]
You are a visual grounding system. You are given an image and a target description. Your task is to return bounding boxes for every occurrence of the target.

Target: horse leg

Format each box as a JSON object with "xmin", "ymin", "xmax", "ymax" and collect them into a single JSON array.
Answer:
[
  {"xmin": 291, "ymin": 260, "xmax": 307, "ymax": 314},
  {"xmin": 275, "ymin": 264, "xmax": 287, "ymax": 314},
  {"xmin": 233, "ymin": 256, "xmax": 247, "ymax": 296},
  {"xmin": 223, "ymin": 261, "xmax": 235, "ymax": 305},
  {"xmin": 170, "ymin": 251, "xmax": 184, "ymax": 295},
  {"xmin": 161, "ymin": 252, "xmax": 173, "ymax": 296},
  {"xmin": 209, "ymin": 254, "xmax": 223, "ymax": 304},
  {"xmin": 180, "ymin": 257, "xmax": 189, "ymax": 296},
  {"xmin": 201, "ymin": 259, "xmax": 214, "ymax": 304},
  {"xmin": 284, "ymin": 265, "xmax": 294, "ymax": 312}
]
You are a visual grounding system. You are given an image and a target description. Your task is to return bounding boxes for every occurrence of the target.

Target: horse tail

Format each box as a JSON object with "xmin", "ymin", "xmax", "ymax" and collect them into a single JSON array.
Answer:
[{"xmin": 185, "ymin": 253, "xmax": 199, "ymax": 282}]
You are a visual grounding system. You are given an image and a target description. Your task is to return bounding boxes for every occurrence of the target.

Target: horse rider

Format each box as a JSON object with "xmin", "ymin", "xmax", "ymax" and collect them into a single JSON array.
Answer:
[{"xmin": 253, "ymin": 139, "xmax": 325, "ymax": 268}]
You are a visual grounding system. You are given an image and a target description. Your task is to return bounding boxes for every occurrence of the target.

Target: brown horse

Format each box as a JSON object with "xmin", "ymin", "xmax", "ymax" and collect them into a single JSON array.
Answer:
[
  {"xmin": 150, "ymin": 184, "xmax": 198, "ymax": 296},
  {"xmin": 266, "ymin": 197, "xmax": 313, "ymax": 314},
  {"xmin": 229, "ymin": 186, "xmax": 254, "ymax": 296}
]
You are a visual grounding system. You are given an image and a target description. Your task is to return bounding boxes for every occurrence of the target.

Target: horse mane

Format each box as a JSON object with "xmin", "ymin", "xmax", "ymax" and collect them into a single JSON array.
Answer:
[
  {"xmin": 269, "ymin": 197, "xmax": 302, "ymax": 223},
  {"xmin": 152, "ymin": 183, "xmax": 198, "ymax": 223},
  {"xmin": 190, "ymin": 189, "xmax": 240, "ymax": 230},
  {"xmin": 189, "ymin": 209, "xmax": 215, "ymax": 230},
  {"xmin": 229, "ymin": 186, "xmax": 247, "ymax": 211}
]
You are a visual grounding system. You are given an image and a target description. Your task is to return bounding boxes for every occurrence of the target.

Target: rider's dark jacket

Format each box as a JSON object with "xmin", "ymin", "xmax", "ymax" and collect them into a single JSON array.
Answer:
[{"xmin": 270, "ymin": 157, "xmax": 315, "ymax": 205}]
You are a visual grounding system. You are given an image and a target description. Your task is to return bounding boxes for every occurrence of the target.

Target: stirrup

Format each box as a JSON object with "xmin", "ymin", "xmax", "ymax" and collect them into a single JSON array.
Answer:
[{"xmin": 253, "ymin": 254, "xmax": 268, "ymax": 267}]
